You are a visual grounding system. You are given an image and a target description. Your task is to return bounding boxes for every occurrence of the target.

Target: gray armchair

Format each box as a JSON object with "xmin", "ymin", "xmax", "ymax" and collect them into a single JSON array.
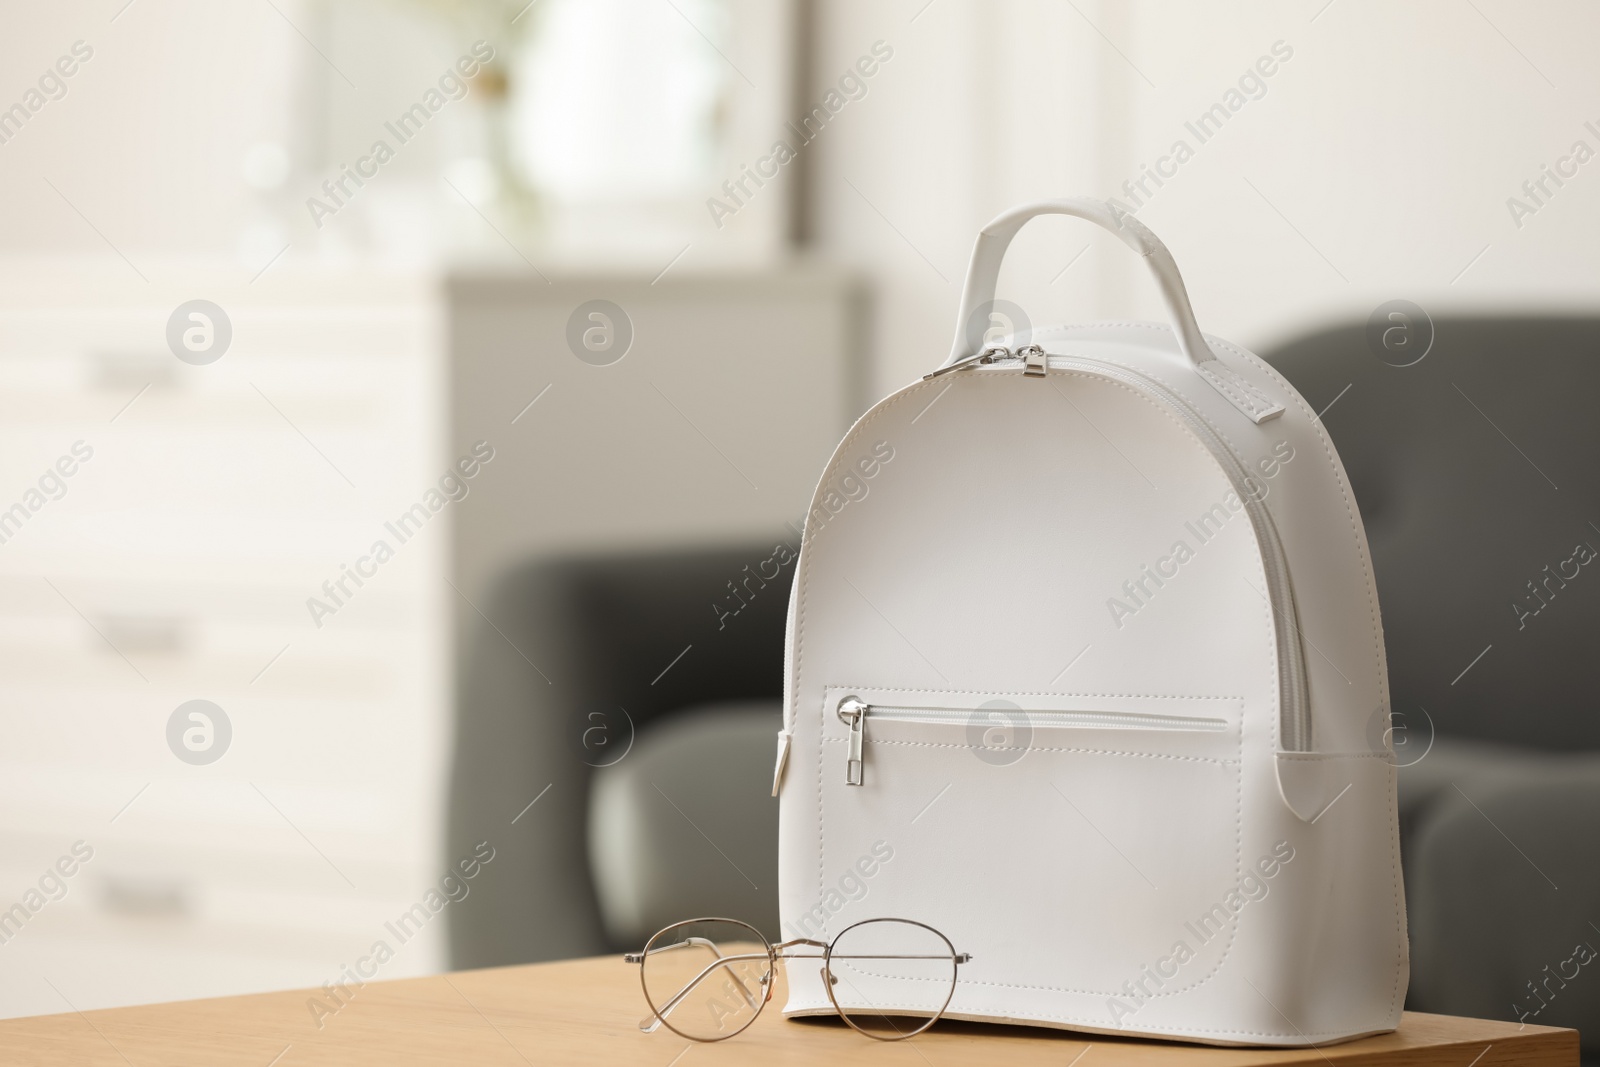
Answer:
[
  {"xmin": 448, "ymin": 316, "xmax": 1598, "ymax": 1056},
  {"xmin": 1263, "ymin": 316, "xmax": 1600, "ymax": 1053},
  {"xmin": 445, "ymin": 542, "xmax": 790, "ymax": 966}
]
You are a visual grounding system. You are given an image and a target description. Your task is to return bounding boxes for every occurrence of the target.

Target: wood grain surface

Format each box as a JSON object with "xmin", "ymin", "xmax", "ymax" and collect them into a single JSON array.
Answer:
[{"xmin": 0, "ymin": 953, "xmax": 1577, "ymax": 1066}]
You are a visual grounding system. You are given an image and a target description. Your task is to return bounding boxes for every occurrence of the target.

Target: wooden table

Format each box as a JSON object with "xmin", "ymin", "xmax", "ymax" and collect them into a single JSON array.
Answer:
[{"xmin": 0, "ymin": 954, "xmax": 1576, "ymax": 1066}]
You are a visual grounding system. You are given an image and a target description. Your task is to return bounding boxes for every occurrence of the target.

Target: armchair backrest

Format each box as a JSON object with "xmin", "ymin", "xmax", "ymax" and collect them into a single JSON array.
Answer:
[
  {"xmin": 1263, "ymin": 317, "xmax": 1600, "ymax": 750},
  {"xmin": 447, "ymin": 540, "xmax": 795, "ymax": 967}
]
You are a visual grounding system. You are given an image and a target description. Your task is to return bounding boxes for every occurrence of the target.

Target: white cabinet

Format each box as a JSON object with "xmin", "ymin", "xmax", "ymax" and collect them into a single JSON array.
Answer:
[{"xmin": 0, "ymin": 263, "xmax": 449, "ymax": 1018}]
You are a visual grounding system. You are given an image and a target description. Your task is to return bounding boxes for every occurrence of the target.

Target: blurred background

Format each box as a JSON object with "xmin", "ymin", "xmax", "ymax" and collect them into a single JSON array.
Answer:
[{"xmin": 2, "ymin": 0, "xmax": 1599, "ymax": 1047}]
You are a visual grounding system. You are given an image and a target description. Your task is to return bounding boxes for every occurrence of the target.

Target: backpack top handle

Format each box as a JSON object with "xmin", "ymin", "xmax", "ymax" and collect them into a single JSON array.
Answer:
[
  {"xmin": 944, "ymin": 198, "xmax": 1283, "ymax": 424},
  {"xmin": 944, "ymin": 198, "xmax": 1212, "ymax": 369}
]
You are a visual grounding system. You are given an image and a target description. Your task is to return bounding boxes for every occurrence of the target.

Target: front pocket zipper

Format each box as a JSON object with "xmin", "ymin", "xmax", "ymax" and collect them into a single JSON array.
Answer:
[{"xmin": 834, "ymin": 696, "xmax": 1227, "ymax": 786}]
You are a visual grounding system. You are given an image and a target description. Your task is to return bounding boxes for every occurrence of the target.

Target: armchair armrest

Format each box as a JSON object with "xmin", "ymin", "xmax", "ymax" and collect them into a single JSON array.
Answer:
[{"xmin": 1406, "ymin": 755, "xmax": 1600, "ymax": 1056}]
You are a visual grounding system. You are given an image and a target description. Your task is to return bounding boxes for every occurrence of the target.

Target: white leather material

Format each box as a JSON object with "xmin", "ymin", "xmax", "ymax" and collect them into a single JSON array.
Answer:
[
  {"xmin": 1195, "ymin": 360, "xmax": 1285, "ymax": 424},
  {"xmin": 776, "ymin": 200, "xmax": 1407, "ymax": 1046}
]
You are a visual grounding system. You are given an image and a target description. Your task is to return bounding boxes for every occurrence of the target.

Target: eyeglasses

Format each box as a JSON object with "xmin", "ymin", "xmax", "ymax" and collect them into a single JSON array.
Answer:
[{"xmin": 623, "ymin": 916, "xmax": 971, "ymax": 1042}]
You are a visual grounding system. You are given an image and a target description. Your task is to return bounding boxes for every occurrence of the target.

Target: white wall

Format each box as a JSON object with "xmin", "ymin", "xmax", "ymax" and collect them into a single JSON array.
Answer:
[
  {"xmin": 9, "ymin": 0, "xmax": 1598, "ymax": 392},
  {"xmin": 808, "ymin": 0, "xmax": 1600, "ymax": 399},
  {"xmin": 0, "ymin": 1, "xmax": 303, "ymax": 261}
]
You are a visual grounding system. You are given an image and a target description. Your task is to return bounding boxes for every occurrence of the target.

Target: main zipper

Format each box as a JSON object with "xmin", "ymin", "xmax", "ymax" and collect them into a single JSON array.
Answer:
[
  {"xmin": 836, "ymin": 697, "xmax": 1227, "ymax": 786},
  {"xmin": 924, "ymin": 346, "xmax": 1312, "ymax": 753}
]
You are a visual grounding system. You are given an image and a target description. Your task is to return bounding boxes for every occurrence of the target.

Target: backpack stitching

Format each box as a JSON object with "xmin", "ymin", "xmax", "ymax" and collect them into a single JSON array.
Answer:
[{"xmin": 1197, "ymin": 362, "xmax": 1278, "ymax": 417}]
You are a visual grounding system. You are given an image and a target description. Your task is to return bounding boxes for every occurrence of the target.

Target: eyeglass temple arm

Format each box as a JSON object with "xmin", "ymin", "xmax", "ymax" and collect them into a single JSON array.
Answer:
[
  {"xmin": 627, "ymin": 940, "xmax": 729, "ymax": 1030},
  {"xmin": 634, "ymin": 937, "xmax": 841, "ymax": 1030},
  {"xmin": 824, "ymin": 952, "xmax": 974, "ymax": 962},
  {"xmin": 630, "ymin": 943, "xmax": 771, "ymax": 1032},
  {"xmin": 634, "ymin": 946, "xmax": 830, "ymax": 1033},
  {"xmin": 623, "ymin": 936, "xmax": 719, "ymax": 965}
]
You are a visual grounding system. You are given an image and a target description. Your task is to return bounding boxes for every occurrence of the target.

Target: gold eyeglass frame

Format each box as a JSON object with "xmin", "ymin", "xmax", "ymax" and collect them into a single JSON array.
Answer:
[{"xmin": 623, "ymin": 915, "xmax": 972, "ymax": 1043}]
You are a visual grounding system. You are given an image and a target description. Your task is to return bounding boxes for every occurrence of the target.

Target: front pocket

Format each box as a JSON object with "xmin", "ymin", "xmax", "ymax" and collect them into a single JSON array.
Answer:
[
  {"xmin": 831, "ymin": 695, "xmax": 1229, "ymax": 787},
  {"xmin": 811, "ymin": 686, "xmax": 1244, "ymax": 999}
]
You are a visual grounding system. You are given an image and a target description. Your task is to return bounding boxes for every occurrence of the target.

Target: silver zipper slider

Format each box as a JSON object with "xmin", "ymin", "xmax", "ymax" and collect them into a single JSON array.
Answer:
[
  {"xmin": 1019, "ymin": 344, "xmax": 1047, "ymax": 377},
  {"xmin": 922, "ymin": 346, "xmax": 1010, "ymax": 381},
  {"xmin": 837, "ymin": 696, "xmax": 867, "ymax": 786}
]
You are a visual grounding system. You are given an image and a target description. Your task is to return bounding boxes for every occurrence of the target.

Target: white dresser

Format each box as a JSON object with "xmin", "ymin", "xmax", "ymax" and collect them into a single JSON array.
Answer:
[{"xmin": 0, "ymin": 261, "xmax": 451, "ymax": 1018}]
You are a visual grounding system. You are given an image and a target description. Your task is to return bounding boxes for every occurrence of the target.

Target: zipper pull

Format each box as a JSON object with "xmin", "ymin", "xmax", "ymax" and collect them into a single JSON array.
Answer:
[
  {"xmin": 1019, "ymin": 344, "xmax": 1047, "ymax": 377},
  {"xmin": 837, "ymin": 697, "xmax": 867, "ymax": 786},
  {"xmin": 922, "ymin": 346, "xmax": 1009, "ymax": 381}
]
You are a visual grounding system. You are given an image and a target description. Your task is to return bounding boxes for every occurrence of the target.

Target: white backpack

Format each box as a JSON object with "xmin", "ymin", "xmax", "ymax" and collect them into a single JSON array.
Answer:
[{"xmin": 772, "ymin": 199, "xmax": 1407, "ymax": 1045}]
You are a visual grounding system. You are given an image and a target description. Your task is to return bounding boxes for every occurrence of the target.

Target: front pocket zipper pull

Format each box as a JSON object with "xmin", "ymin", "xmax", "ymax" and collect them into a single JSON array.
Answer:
[{"xmin": 837, "ymin": 696, "xmax": 867, "ymax": 786}]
